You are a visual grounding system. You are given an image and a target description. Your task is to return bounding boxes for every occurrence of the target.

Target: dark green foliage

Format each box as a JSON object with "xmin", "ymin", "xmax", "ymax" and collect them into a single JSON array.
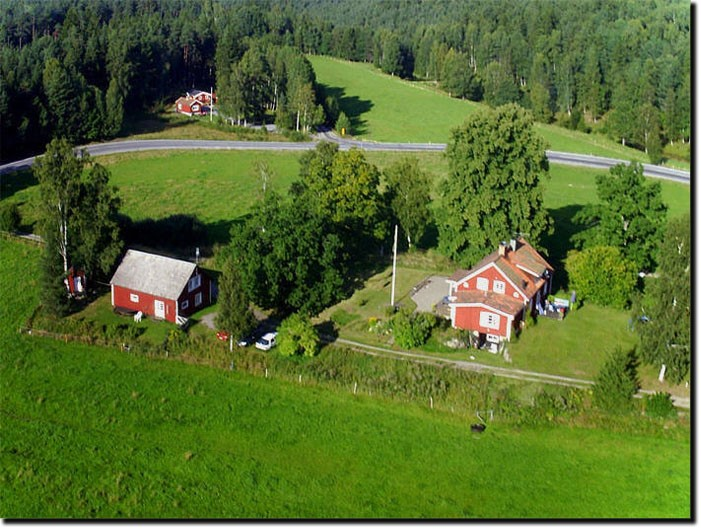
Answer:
[
  {"xmin": 277, "ymin": 312, "xmax": 320, "ymax": 357},
  {"xmin": 33, "ymin": 139, "xmax": 122, "ymax": 281},
  {"xmin": 637, "ymin": 214, "xmax": 690, "ymax": 383},
  {"xmin": 391, "ymin": 308, "xmax": 436, "ymax": 349},
  {"xmin": 565, "ymin": 246, "xmax": 638, "ymax": 309},
  {"xmin": 592, "ymin": 347, "xmax": 640, "ymax": 413},
  {"xmin": 383, "ymin": 156, "xmax": 433, "ymax": 248},
  {"xmin": 573, "ymin": 163, "xmax": 667, "ymax": 272},
  {"xmin": 40, "ymin": 234, "xmax": 71, "ymax": 317},
  {"xmin": 214, "ymin": 256, "xmax": 255, "ymax": 339},
  {"xmin": 0, "ymin": 0, "xmax": 689, "ymax": 161},
  {"xmin": 229, "ymin": 191, "xmax": 347, "ymax": 316},
  {"xmin": 437, "ymin": 104, "xmax": 552, "ymax": 267},
  {"xmin": 0, "ymin": 202, "xmax": 21, "ymax": 232},
  {"xmin": 643, "ymin": 393, "xmax": 676, "ymax": 419}
]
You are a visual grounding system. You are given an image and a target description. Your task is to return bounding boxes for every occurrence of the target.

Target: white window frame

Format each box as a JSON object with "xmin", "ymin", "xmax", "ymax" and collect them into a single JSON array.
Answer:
[
  {"xmin": 181, "ymin": 299, "xmax": 189, "ymax": 311},
  {"xmin": 476, "ymin": 277, "xmax": 489, "ymax": 291},
  {"xmin": 188, "ymin": 274, "xmax": 201, "ymax": 293},
  {"xmin": 195, "ymin": 292, "xmax": 203, "ymax": 307},
  {"xmin": 130, "ymin": 293, "xmax": 139, "ymax": 303},
  {"xmin": 493, "ymin": 280, "xmax": 506, "ymax": 294},
  {"xmin": 486, "ymin": 333, "xmax": 500, "ymax": 343},
  {"xmin": 479, "ymin": 311, "xmax": 501, "ymax": 330}
]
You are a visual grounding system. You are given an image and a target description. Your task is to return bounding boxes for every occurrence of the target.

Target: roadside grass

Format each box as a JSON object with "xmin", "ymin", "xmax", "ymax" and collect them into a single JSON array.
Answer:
[
  {"xmin": 118, "ymin": 111, "xmax": 291, "ymax": 142},
  {"xmin": 309, "ymin": 55, "xmax": 689, "ymax": 171}
]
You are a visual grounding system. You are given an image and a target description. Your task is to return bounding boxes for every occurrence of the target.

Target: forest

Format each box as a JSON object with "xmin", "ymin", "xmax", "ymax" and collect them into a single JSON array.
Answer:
[{"xmin": 0, "ymin": 0, "xmax": 691, "ymax": 162}]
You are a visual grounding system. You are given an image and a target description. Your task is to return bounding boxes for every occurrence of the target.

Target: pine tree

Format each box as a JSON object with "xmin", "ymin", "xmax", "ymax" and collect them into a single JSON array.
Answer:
[
  {"xmin": 214, "ymin": 256, "xmax": 256, "ymax": 339},
  {"xmin": 592, "ymin": 347, "xmax": 640, "ymax": 413}
]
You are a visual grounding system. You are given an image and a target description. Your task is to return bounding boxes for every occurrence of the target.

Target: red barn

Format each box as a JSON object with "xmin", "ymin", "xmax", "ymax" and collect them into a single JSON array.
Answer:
[
  {"xmin": 446, "ymin": 238, "xmax": 553, "ymax": 350},
  {"xmin": 110, "ymin": 250, "xmax": 213, "ymax": 325}
]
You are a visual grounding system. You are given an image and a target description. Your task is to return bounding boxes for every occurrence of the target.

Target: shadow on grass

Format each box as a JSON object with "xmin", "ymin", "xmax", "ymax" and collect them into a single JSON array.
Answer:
[
  {"xmin": 318, "ymin": 84, "xmax": 373, "ymax": 136},
  {"xmin": 543, "ymin": 204, "xmax": 586, "ymax": 292},
  {"xmin": 0, "ymin": 169, "xmax": 37, "ymax": 200}
]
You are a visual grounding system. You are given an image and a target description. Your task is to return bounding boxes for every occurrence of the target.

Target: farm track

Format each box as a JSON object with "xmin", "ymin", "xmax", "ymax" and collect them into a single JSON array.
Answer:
[
  {"xmin": 0, "ymin": 136, "xmax": 691, "ymax": 184},
  {"xmin": 325, "ymin": 336, "xmax": 691, "ymax": 409}
]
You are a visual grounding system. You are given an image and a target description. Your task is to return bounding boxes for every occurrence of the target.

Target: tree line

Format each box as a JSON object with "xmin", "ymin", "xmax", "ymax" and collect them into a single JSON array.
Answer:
[
  {"xmin": 291, "ymin": 0, "xmax": 690, "ymax": 161},
  {"xmin": 1, "ymin": 0, "xmax": 690, "ymax": 162}
]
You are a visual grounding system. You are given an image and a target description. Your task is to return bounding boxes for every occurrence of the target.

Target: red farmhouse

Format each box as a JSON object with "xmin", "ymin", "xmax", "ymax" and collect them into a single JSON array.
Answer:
[
  {"xmin": 175, "ymin": 89, "xmax": 215, "ymax": 116},
  {"xmin": 110, "ymin": 249, "xmax": 213, "ymax": 325},
  {"xmin": 446, "ymin": 238, "xmax": 553, "ymax": 350}
]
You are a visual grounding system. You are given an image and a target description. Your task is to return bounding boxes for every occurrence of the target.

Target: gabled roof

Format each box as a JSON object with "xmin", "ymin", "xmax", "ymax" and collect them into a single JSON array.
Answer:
[
  {"xmin": 448, "ymin": 238, "xmax": 552, "ymax": 300},
  {"xmin": 110, "ymin": 249, "xmax": 197, "ymax": 300}
]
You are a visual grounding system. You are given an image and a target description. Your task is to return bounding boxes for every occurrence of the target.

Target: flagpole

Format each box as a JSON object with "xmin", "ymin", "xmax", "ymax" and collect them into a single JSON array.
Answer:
[{"xmin": 390, "ymin": 224, "xmax": 398, "ymax": 307}]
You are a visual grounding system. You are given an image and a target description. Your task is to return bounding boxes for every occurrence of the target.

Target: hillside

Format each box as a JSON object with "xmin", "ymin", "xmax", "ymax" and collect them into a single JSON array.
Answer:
[{"xmin": 309, "ymin": 55, "xmax": 689, "ymax": 170}]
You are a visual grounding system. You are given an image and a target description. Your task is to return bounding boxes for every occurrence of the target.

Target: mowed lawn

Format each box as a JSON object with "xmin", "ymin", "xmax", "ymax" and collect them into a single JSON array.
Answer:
[
  {"xmin": 309, "ymin": 55, "xmax": 689, "ymax": 170},
  {"xmin": 0, "ymin": 238, "xmax": 691, "ymax": 519}
]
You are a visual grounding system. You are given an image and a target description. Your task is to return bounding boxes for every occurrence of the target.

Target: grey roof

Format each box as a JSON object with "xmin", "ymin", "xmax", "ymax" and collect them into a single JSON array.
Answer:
[{"xmin": 110, "ymin": 249, "xmax": 196, "ymax": 300}]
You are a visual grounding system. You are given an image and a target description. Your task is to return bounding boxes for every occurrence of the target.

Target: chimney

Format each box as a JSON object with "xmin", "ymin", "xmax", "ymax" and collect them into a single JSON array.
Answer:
[
  {"xmin": 510, "ymin": 238, "xmax": 518, "ymax": 252},
  {"xmin": 498, "ymin": 241, "xmax": 508, "ymax": 257}
]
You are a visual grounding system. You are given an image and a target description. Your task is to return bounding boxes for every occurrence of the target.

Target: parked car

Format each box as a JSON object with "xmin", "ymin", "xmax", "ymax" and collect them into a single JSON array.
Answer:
[
  {"xmin": 255, "ymin": 332, "xmax": 277, "ymax": 351},
  {"xmin": 237, "ymin": 333, "xmax": 258, "ymax": 347}
]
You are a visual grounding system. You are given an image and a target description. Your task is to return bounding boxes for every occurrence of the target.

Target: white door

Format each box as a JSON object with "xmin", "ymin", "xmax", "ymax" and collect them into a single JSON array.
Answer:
[{"xmin": 154, "ymin": 300, "xmax": 165, "ymax": 319}]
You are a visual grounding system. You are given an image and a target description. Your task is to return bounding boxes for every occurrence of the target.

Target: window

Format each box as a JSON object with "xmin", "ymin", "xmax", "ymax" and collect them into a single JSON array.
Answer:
[
  {"xmin": 195, "ymin": 292, "xmax": 203, "ymax": 306},
  {"xmin": 479, "ymin": 311, "xmax": 501, "ymax": 330},
  {"xmin": 130, "ymin": 293, "xmax": 139, "ymax": 303},
  {"xmin": 493, "ymin": 280, "xmax": 505, "ymax": 294},
  {"xmin": 181, "ymin": 299, "xmax": 189, "ymax": 311},
  {"xmin": 188, "ymin": 274, "xmax": 201, "ymax": 292},
  {"xmin": 476, "ymin": 277, "xmax": 489, "ymax": 291}
]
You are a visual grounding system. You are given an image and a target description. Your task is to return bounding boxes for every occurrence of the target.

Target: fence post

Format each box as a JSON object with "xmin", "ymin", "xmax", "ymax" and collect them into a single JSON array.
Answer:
[
  {"xmin": 298, "ymin": 374, "xmax": 302, "ymax": 384},
  {"xmin": 430, "ymin": 396, "xmax": 433, "ymax": 409},
  {"xmin": 353, "ymin": 382, "xmax": 357, "ymax": 395},
  {"xmin": 265, "ymin": 368, "xmax": 268, "ymax": 378}
]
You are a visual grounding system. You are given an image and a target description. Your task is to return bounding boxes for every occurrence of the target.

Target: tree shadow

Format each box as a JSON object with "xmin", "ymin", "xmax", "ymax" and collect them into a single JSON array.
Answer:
[
  {"xmin": 542, "ymin": 205, "xmax": 587, "ymax": 292},
  {"xmin": 317, "ymin": 84, "xmax": 374, "ymax": 136},
  {"xmin": 0, "ymin": 169, "xmax": 37, "ymax": 200}
]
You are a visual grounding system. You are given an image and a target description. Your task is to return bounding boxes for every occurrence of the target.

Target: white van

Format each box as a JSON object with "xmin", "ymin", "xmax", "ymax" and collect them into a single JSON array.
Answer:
[{"xmin": 255, "ymin": 332, "xmax": 277, "ymax": 351}]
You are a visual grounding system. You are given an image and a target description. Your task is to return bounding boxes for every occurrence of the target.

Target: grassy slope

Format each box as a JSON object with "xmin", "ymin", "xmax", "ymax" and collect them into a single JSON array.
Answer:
[
  {"xmin": 309, "ymin": 56, "xmax": 690, "ymax": 170},
  {"xmin": 0, "ymin": 238, "xmax": 690, "ymax": 519}
]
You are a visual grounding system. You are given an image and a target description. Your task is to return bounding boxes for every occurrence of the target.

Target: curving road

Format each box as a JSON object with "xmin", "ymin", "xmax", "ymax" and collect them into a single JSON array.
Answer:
[{"xmin": 0, "ymin": 136, "xmax": 690, "ymax": 184}]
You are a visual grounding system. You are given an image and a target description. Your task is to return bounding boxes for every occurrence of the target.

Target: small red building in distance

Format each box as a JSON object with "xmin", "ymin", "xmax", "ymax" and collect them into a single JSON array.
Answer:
[
  {"xmin": 110, "ymin": 249, "xmax": 213, "ymax": 325},
  {"xmin": 175, "ymin": 90, "xmax": 215, "ymax": 116},
  {"xmin": 446, "ymin": 238, "xmax": 553, "ymax": 349}
]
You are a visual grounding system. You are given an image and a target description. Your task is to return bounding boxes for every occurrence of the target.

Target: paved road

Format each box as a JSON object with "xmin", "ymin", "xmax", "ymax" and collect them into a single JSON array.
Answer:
[
  {"xmin": 329, "ymin": 337, "xmax": 691, "ymax": 409},
  {"xmin": 0, "ymin": 136, "xmax": 691, "ymax": 183}
]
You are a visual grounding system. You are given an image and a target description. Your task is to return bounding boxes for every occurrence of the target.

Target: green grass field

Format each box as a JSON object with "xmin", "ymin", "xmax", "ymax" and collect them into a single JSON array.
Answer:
[
  {"xmin": 309, "ymin": 56, "xmax": 690, "ymax": 170},
  {"xmin": 0, "ymin": 238, "xmax": 691, "ymax": 519}
]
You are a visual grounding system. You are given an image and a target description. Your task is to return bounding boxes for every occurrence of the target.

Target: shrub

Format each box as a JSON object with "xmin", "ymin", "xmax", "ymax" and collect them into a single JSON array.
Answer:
[
  {"xmin": 592, "ymin": 347, "xmax": 640, "ymax": 413},
  {"xmin": 644, "ymin": 392, "xmax": 676, "ymax": 419},
  {"xmin": 0, "ymin": 202, "xmax": 21, "ymax": 232},
  {"xmin": 391, "ymin": 308, "xmax": 436, "ymax": 349},
  {"xmin": 277, "ymin": 312, "xmax": 320, "ymax": 357},
  {"xmin": 565, "ymin": 246, "xmax": 638, "ymax": 309}
]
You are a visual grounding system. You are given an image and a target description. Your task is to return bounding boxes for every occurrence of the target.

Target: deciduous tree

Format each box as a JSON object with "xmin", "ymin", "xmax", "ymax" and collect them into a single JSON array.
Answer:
[
  {"xmin": 565, "ymin": 246, "xmax": 638, "ymax": 309},
  {"xmin": 572, "ymin": 162, "xmax": 667, "ymax": 273},
  {"xmin": 636, "ymin": 213, "xmax": 690, "ymax": 384},
  {"xmin": 383, "ymin": 157, "xmax": 433, "ymax": 249},
  {"xmin": 437, "ymin": 104, "xmax": 552, "ymax": 267},
  {"xmin": 277, "ymin": 312, "xmax": 320, "ymax": 357}
]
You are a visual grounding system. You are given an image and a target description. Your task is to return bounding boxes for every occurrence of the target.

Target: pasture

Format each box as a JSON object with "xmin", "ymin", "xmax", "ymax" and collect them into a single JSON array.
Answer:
[
  {"xmin": 0, "ymin": 238, "xmax": 691, "ymax": 519},
  {"xmin": 309, "ymin": 55, "xmax": 690, "ymax": 170}
]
